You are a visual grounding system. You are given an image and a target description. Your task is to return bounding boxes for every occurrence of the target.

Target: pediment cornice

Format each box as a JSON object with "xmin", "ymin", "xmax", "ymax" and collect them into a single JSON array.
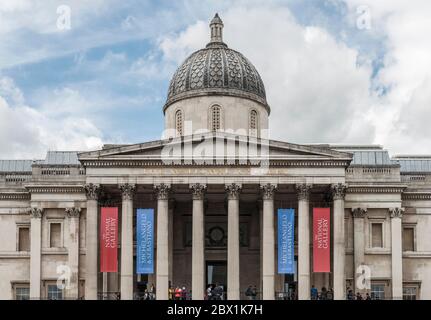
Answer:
[{"xmin": 78, "ymin": 133, "xmax": 352, "ymax": 168}]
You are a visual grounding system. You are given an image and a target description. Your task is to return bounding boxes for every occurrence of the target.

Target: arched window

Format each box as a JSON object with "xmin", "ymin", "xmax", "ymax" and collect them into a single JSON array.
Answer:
[
  {"xmin": 175, "ymin": 110, "xmax": 183, "ymax": 136},
  {"xmin": 210, "ymin": 105, "xmax": 221, "ymax": 132},
  {"xmin": 249, "ymin": 109, "xmax": 259, "ymax": 137}
]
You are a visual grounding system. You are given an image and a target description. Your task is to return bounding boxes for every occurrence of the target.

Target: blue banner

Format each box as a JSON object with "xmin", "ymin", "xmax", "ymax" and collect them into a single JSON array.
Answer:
[
  {"xmin": 278, "ymin": 208, "xmax": 295, "ymax": 274},
  {"xmin": 136, "ymin": 208, "xmax": 154, "ymax": 274}
]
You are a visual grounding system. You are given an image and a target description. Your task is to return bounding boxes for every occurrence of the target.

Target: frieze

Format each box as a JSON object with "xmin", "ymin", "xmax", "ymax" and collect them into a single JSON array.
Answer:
[
  {"xmin": 80, "ymin": 159, "xmax": 351, "ymax": 168},
  {"xmin": 347, "ymin": 186, "xmax": 406, "ymax": 194},
  {"xmin": 402, "ymin": 193, "xmax": 431, "ymax": 200},
  {"xmin": 0, "ymin": 193, "xmax": 30, "ymax": 200},
  {"xmin": 26, "ymin": 186, "xmax": 85, "ymax": 194}
]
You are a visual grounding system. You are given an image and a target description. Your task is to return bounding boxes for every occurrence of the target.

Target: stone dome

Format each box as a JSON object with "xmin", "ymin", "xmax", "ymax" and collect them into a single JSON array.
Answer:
[{"xmin": 164, "ymin": 14, "xmax": 269, "ymax": 113}]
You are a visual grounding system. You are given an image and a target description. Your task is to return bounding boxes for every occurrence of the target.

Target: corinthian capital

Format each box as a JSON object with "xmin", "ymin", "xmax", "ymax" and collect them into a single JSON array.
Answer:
[
  {"xmin": 260, "ymin": 183, "xmax": 277, "ymax": 200},
  {"xmin": 331, "ymin": 183, "xmax": 347, "ymax": 200},
  {"xmin": 190, "ymin": 183, "xmax": 207, "ymax": 200},
  {"xmin": 84, "ymin": 183, "xmax": 101, "ymax": 200},
  {"xmin": 225, "ymin": 183, "xmax": 242, "ymax": 200},
  {"xmin": 389, "ymin": 207, "xmax": 404, "ymax": 219},
  {"xmin": 351, "ymin": 207, "xmax": 367, "ymax": 219},
  {"xmin": 154, "ymin": 183, "xmax": 171, "ymax": 200},
  {"xmin": 29, "ymin": 207, "xmax": 43, "ymax": 219},
  {"xmin": 119, "ymin": 183, "xmax": 136, "ymax": 200},
  {"xmin": 65, "ymin": 207, "xmax": 81, "ymax": 218},
  {"xmin": 296, "ymin": 184, "xmax": 312, "ymax": 201}
]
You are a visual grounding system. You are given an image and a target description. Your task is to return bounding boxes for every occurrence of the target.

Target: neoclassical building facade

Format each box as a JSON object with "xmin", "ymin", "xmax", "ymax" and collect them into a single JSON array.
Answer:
[{"xmin": 0, "ymin": 14, "xmax": 430, "ymax": 300}]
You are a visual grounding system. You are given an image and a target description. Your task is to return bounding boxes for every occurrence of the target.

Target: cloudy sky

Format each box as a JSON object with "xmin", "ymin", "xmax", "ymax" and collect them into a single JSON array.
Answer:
[{"xmin": 0, "ymin": 0, "xmax": 430, "ymax": 159}]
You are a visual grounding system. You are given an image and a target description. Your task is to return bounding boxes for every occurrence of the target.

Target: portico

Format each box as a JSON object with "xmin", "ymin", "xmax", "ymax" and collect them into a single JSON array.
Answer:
[{"xmin": 79, "ymin": 134, "xmax": 351, "ymax": 300}]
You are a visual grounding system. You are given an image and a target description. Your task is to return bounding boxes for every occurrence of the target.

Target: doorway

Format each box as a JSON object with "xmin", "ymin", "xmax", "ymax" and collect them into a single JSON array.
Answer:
[{"xmin": 206, "ymin": 261, "xmax": 227, "ymax": 299}]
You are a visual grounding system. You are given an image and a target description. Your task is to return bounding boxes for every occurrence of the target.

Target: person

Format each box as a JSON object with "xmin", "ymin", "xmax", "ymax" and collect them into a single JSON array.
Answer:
[
  {"xmin": 327, "ymin": 288, "xmax": 333, "ymax": 300},
  {"xmin": 245, "ymin": 285, "xmax": 253, "ymax": 300},
  {"xmin": 251, "ymin": 285, "xmax": 257, "ymax": 300},
  {"xmin": 212, "ymin": 283, "xmax": 223, "ymax": 300},
  {"xmin": 311, "ymin": 285, "xmax": 318, "ymax": 300},
  {"xmin": 181, "ymin": 286, "xmax": 187, "ymax": 300},
  {"xmin": 320, "ymin": 287, "xmax": 327, "ymax": 300},
  {"xmin": 174, "ymin": 286, "xmax": 182, "ymax": 300},
  {"xmin": 149, "ymin": 283, "xmax": 155, "ymax": 300},
  {"xmin": 206, "ymin": 285, "xmax": 212, "ymax": 300},
  {"xmin": 168, "ymin": 286, "xmax": 174, "ymax": 300},
  {"xmin": 347, "ymin": 289, "xmax": 355, "ymax": 300},
  {"xmin": 356, "ymin": 292, "xmax": 363, "ymax": 300},
  {"xmin": 365, "ymin": 293, "xmax": 371, "ymax": 300}
]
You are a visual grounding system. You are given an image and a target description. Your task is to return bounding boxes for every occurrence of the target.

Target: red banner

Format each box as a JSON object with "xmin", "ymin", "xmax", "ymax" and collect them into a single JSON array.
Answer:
[
  {"xmin": 100, "ymin": 207, "xmax": 118, "ymax": 272},
  {"xmin": 313, "ymin": 208, "xmax": 330, "ymax": 273}
]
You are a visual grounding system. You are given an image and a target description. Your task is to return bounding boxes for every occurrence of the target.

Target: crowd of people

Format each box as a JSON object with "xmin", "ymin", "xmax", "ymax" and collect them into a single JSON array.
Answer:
[
  {"xmin": 169, "ymin": 286, "xmax": 190, "ymax": 300},
  {"xmin": 346, "ymin": 288, "xmax": 372, "ymax": 300},
  {"xmin": 136, "ymin": 283, "xmax": 373, "ymax": 300}
]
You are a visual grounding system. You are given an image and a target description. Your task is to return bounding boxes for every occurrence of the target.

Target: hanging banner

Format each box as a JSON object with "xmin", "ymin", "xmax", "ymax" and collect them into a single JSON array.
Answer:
[
  {"xmin": 100, "ymin": 207, "xmax": 118, "ymax": 272},
  {"xmin": 136, "ymin": 208, "xmax": 154, "ymax": 274},
  {"xmin": 313, "ymin": 208, "xmax": 331, "ymax": 273},
  {"xmin": 278, "ymin": 208, "xmax": 295, "ymax": 274}
]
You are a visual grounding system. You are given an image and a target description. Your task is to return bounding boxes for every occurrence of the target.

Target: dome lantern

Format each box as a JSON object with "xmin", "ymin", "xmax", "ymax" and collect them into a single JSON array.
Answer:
[{"xmin": 208, "ymin": 13, "xmax": 226, "ymax": 47}]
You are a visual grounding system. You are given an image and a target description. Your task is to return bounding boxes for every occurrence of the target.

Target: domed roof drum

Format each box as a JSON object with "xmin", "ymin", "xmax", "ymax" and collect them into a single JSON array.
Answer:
[{"xmin": 164, "ymin": 14, "xmax": 270, "ymax": 113}]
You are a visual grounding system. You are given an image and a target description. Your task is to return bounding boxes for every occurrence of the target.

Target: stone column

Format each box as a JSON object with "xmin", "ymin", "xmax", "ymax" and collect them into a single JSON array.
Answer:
[
  {"xmin": 260, "ymin": 183, "xmax": 277, "ymax": 300},
  {"xmin": 29, "ymin": 207, "xmax": 43, "ymax": 299},
  {"xmin": 226, "ymin": 183, "xmax": 242, "ymax": 300},
  {"xmin": 168, "ymin": 199, "xmax": 175, "ymax": 288},
  {"xmin": 190, "ymin": 183, "xmax": 207, "ymax": 300},
  {"xmin": 258, "ymin": 200, "xmax": 263, "ymax": 297},
  {"xmin": 390, "ymin": 207, "xmax": 404, "ymax": 300},
  {"xmin": 119, "ymin": 183, "xmax": 136, "ymax": 300},
  {"xmin": 65, "ymin": 207, "xmax": 81, "ymax": 299},
  {"xmin": 351, "ymin": 207, "xmax": 367, "ymax": 294},
  {"xmin": 331, "ymin": 183, "xmax": 347, "ymax": 300},
  {"xmin": 84, "ymin": 183, "xmax": 100, "ymax": 300},
  {"xmin": 296, "ymin": 184, "xmax": 312, "ymax": 300},
  {"xmin": 154, "ymin": 183, "xmax": 171, "ymax": 300}
]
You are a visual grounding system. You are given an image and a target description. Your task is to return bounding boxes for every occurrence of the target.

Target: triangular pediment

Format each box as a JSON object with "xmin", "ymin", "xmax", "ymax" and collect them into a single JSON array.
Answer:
[{"xmin": 79, "ymin": 133, "xmax": 352, "ymax": 165}]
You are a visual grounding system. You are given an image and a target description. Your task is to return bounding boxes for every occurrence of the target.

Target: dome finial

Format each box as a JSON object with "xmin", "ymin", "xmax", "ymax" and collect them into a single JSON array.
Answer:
[{"xmin": 209, "ymin": 13, "xmax": 224, "ymax": 45}]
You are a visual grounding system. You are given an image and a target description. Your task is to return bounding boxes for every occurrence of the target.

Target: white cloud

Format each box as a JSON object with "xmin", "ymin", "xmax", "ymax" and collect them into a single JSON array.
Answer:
[
  {"xmin": 0, "ymin": 77, "xmax": 103, "ymax": 159},
  {"xmin": 344, "ymin": 0, "xmax": 431, "ymax": 154}
]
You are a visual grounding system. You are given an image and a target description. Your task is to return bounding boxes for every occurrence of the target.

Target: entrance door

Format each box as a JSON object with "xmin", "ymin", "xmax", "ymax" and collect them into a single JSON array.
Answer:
[{"xmin": 206, "ymin": 261, "xmax": 227, "ymax": 299}]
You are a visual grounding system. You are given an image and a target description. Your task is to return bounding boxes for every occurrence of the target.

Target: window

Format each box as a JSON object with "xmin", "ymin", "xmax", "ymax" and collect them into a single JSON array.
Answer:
[
  {"xmin": 175, "ymin": 110, "xmax": 183, "ymax": 136},
  {"xmin": 14, "ymin": 286, "xmax": 30, "ymax": 300},
  {"xmin": 210, "ymin": 105, "xmax": 221, "ymax": 131},
  {"xmin": 402, "ymin": 227, "xmax": 415, "ymax": 251},
  {"xmin": 371, "ymin": 284, "xmax": 385, "ymax": 300},
  {"xmin": 371, "ymin": 223, "xmax": 383, "ymax": 248},
  {"xmin": 47, "ymin": 284, "xmax": 63, "ymax": 300},
  {"xmin": 403, "ymin": 286, "xmax": 418, "ymax": 300},
  {"xmin": 50, "ymin": 223, "xmax": 62, "ymax": 248},
  {"xmin": 249, "ymin": 110, "xmax": 258, "ymax": 137},
  {"xmin": 18, "ymin": 227, "xmax": 30, "ymax": 251}
]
